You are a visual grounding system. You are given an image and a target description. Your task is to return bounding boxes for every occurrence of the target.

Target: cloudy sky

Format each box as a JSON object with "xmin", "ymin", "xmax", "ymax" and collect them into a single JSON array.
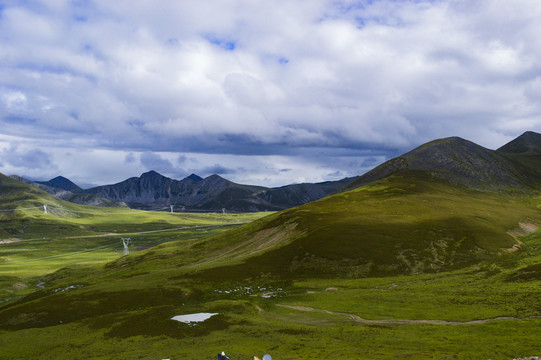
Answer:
[{"xmin": 1, "ymin": 0, "xmax": 541, "ymax": 188}]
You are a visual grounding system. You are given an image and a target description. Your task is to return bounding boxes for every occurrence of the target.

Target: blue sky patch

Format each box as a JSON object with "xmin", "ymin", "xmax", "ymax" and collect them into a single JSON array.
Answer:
[
  {"xmin": 3, "ymin": 116, "xmax": 37, "ymax": 125},
  {"xmin": 203, "ymin": 34, "xmax": 236, "ymax": 51},
  {"xmin": 73, "ymin": 15, "xmax": 88, "ymax": 22}
]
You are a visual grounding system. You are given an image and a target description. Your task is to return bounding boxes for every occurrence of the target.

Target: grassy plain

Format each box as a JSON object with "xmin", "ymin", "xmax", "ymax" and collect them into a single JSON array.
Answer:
[
  {"xmin": 1, "ymin": 172, "xmax": 541, "ymax": 359},
  {"xmin": 0, "ymin": 188, "xmax": 267, "ymax": 301}
]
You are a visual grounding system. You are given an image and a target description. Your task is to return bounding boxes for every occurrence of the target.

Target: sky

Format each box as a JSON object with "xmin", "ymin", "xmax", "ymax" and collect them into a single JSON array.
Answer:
[{"xmin": 1, "ymin": 0, "xmax": 541, "ymax": 188}]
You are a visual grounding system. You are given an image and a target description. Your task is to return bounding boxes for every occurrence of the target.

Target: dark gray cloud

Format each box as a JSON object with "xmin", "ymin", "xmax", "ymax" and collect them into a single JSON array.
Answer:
[
  {"xmin": 1, "ymin": 145, "xmax": 53, "ymax": 170},
  {"xmin": 125, "ymin": 152, "xmax": 136, "ymax": 163},
  {"xmin": 177, "ymin": 155, "xmax": 187, "ymax": 164},
  {"xmin": 200, "ymin": 164, "xmax": 240, "ymax": 177},
  {"xmin": 1, "ymin": 1, "xmax": 540, "ymax": 186},
  {"xmin": 139, "ymin": 152, "xmax": 188, "ymax": 179}
]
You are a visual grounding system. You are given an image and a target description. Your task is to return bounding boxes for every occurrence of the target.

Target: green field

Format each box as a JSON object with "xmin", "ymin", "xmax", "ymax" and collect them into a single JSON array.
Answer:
[{"xmin": 1, "ymin": 173, "xmax": 541, "ymax": 359}]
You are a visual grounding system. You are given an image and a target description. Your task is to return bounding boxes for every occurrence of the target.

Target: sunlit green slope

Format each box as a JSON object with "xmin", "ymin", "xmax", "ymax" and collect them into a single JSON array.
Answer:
[{"xmin": 159, "ymin": 169, "xmax": 538, "ymax": 281}]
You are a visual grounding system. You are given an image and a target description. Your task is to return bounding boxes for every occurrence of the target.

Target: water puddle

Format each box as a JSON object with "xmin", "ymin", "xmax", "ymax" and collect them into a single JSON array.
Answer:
[{"xmin": 171, "ymin": 312, "xmax": 218, "ymax": 324}]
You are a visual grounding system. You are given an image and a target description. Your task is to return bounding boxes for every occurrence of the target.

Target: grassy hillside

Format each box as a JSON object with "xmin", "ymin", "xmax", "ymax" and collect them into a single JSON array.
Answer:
[
  {"xmin": 183, "ymin": 170, "xmax": 541, "ymax": 281},
  {"xmin": 0, "ymin": 172, "xmax": 267, "ymax": 302},
  {"xmin": 1, "ymin": 169, "xmax": 540, "ymax": 358},
  {"xmin": 0, "ymin": 228, "xmax": 539, "ymax": 359}
]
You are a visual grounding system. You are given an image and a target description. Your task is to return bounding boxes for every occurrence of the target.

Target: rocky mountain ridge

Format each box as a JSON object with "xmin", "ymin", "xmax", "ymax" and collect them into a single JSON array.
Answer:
[
  {"xmin": 25, "ymin": 171, "xmax": 354, "ymax": 212},
  {"xmin": 14, "ymin": 131, "xmax": 541, "ymax": 211}
]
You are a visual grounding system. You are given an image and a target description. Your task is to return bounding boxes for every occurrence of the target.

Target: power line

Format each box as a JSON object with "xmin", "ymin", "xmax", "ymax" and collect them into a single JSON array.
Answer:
[{"xmin": 0, "ymin": 206, "xmax": 43, "ymax": 212}]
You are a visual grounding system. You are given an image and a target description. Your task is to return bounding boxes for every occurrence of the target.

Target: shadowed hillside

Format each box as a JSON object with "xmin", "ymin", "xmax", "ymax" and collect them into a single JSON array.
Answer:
[
  {"xmin": 342, "ymin": 134, "xmax": 541, "ymax": 192},
  {"xmin": 497, "ymin": 131, "xmax": 541, "ymax": 180}
]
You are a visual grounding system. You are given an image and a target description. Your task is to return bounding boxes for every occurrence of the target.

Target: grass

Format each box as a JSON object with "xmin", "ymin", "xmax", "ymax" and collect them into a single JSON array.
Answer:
[
  {"xmin": 183, "ymin": 170, "xmax": 541, "ymax": 282},
  {"xmin": 1, "ymin": 171, "xmax": 541, "ymax": 359},
  {"xmin": 0, "ymin": 174, "xmax": 269, "ymax": 302},
  {"xmin": 1, "ymin": 261, "xmax": 540, "ymax": 359}
]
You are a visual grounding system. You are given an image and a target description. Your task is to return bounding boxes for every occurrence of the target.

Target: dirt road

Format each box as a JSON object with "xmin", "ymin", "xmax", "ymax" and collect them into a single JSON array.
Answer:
[{"xmin": 277, "ymin": 304, "xmax": 540, "ymax": 326}]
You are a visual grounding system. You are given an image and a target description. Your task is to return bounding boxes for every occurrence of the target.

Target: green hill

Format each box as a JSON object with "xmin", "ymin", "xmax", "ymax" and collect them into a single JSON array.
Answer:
[
  {"xmin": 343, "ymin": 133, "xmax": 541, "ymax": 192},
  {"xmin": 497, "ymin": 131, "xmax": 541, "ymax": 154},
  {"xmin": 159, "ymin": 170, "xmax": 539, "ymax": 281}
]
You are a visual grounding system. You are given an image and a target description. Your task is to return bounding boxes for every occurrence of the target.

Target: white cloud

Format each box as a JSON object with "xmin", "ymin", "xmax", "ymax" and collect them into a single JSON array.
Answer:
[
  {"xmin": 1, "ymin": 90, "xmax": 28, "ymax": 114},
  {"xmin": 1, "ymin": 0, "xmax": 541, "ymax": 185}
]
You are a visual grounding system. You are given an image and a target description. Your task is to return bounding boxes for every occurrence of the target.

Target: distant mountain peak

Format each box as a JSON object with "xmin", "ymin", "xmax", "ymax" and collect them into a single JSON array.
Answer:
[
  {"xmin": 416, "ymin": 136, "xmax": 481, "ymax": 151},
  {"xmin": 141, "ymin": 170, "xmax": 162, "ymax": 177},
  {"xmin": 498, "ymin": 131, "xmax": 541, "ymax": 154},
  {"xmin": 205, "ymin": 174, "xmax": 225, "ymax": 180},
  {"xmin": 183, "ymin": 173, "xmax": 203, "ymax": 182},
  {"xmin": 36, "ymin": 175, "xmax": 82, "ymax": 192}
]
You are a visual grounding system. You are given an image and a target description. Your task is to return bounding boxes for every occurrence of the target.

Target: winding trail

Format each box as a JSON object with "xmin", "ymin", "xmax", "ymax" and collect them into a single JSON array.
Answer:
[
  {"xmin": 64, "ymin": 225, "xmax": 210, "ymax": 239},
  {"xmin": 277, "ymin": 304, "xmax": 540, "ymax": 326},
  {"xmin": 1, "ymin": 223, "xmax": 234, "ymax": 243}
]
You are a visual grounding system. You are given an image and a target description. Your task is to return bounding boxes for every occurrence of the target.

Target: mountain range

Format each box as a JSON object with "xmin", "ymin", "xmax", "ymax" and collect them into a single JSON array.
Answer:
[
  {"xmin": 13, "ymin": 171, "xmax": 355, "ymax": 212},
  {"xmin": 11, "ymin": 131, "xmax": 541, "ymax": 212}
]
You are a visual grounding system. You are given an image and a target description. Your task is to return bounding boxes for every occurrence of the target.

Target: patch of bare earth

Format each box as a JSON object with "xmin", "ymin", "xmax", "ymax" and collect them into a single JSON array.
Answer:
[
  {"xmin": 277, "ymin": 304, "xmax": 540, "ymax": 326},
  {"xmin": 506, "ymin": 223, "xmax": 538, "ymax": 252},
  {"xmin": 212, "ymin": 223, "xmax": 304, "ymax": 262},
  {"xmin": 0, "ymin": 238, "xmax": 23, "ymax": 244}
]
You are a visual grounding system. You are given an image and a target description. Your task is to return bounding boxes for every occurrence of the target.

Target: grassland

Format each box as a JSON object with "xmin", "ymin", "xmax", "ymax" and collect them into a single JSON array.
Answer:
[
  {"xmin": 0, "ymin": 173, "xmax": 268, "ymax": 304},
  {"xmin": 1, "ymin": 172, "xmax": 541, "ymax": 359}
]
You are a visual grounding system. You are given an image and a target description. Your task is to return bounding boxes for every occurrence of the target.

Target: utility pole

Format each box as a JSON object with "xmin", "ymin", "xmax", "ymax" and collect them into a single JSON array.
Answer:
[{"xmin": 121, "ymin": 237, "xmax": 131, "ymax": 256}]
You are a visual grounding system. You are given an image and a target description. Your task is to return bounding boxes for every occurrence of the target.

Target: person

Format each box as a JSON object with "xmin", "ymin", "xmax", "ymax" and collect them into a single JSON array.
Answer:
[
  {"xmin": 217, "ymin": 351, "xmax": 230, "ymax": 360},
  {"xmin": 254, "ymin": 355, "xmax": 271, "ymax": 360}
]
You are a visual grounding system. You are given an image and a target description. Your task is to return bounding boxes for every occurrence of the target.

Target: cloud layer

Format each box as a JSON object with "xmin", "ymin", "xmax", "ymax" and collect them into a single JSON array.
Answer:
[{"xmin": 1, "ymin": 0, "xmax": 541, "ymax": 186}]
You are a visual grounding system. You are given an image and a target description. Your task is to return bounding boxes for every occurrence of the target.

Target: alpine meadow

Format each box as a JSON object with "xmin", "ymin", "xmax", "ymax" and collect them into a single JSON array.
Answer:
[
  {"xmin": 3, "ymin": 1, "xmax": 541, "ymax": 359},
  {"xmin": 1, "ymin": 132, "xmax": 541, "ymax": 359}
]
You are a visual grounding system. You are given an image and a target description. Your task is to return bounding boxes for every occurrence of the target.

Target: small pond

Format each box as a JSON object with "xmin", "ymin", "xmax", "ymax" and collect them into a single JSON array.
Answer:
[{"xmin": 171, "ymin": 312, "xmax": 218, "ymax": 324}]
